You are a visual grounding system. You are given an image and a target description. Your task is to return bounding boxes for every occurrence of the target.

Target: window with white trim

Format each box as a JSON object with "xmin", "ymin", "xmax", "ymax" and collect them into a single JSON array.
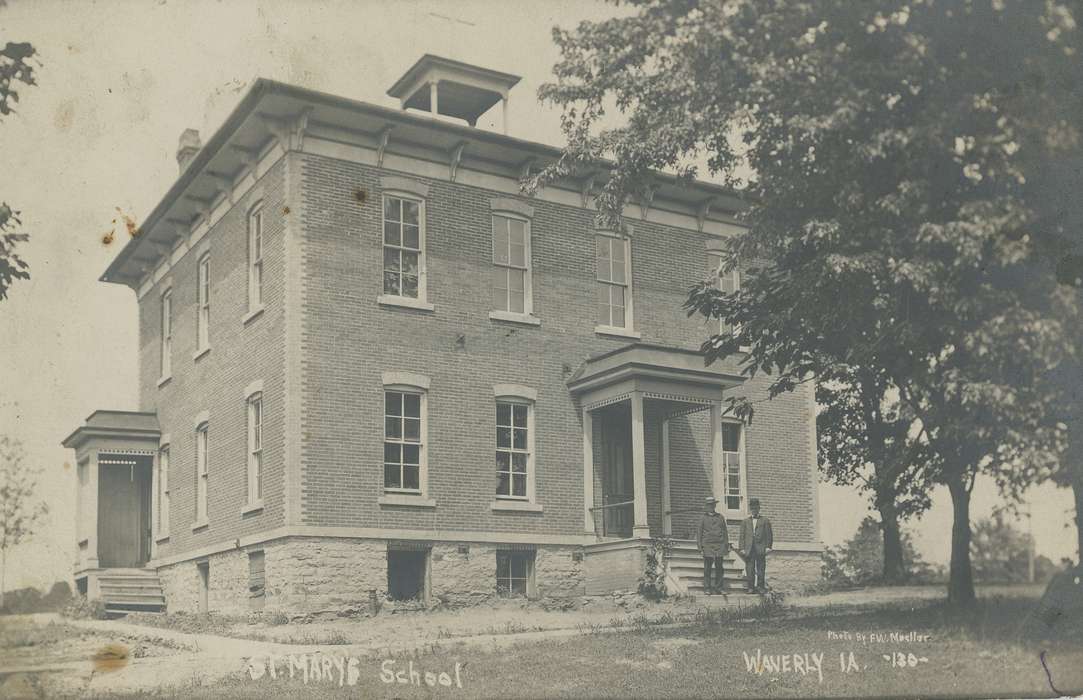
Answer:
[
  {"xmin": 492, "ymin": 214, "xmax": 531, "ymax": 314},
  {"xmin": 246, "ymin": 393, "xmax": 263, "ymax": 504},
  {"xmin": 248, "ymin": 204, "xmax": 263, "ymax": 310},
  {"xmin": 160, "ymin": 290, "xmax": 172, "ymax": 378},
  {"xmin": 721, "ymin": 422, "xmax": 744, "ymax": 512},
  {"xmin": 195, "ymin": 423, "xmax": 209, "ymax": 522},
  {"xmin": 383, "ymin": 389, "xmax": 424, "ymax": 492},
  {"xmin": 595, "ymin": 234, "xmax": 632, "ymax": 329},
  {"xmin": 196, "ymin": 253, "xmax": 210, "ymax": 352},
  {"xmin": 382, "ymin": 194, "xmax": 424, "ymax": 300},
  {"xmin": 158, "ymin": 445, "xmax": 170, "ymax": 535},
  {"xmin": 495, "ymin": 400, "xmax": 532, "ymax": 499},
  {"xmin": 707, "ymin": 251, "xmax": 741, "ymax": 336},
  {"xmin": 496, "ymin": 550, "xmax": 534, "ymax": 597}
]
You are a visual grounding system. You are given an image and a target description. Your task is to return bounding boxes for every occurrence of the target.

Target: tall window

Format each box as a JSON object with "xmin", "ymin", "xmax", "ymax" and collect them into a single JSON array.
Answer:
[
  {"xmin": 383, "ymin": 390, "xmax": 423, "ymax": 492},
  {"xmin": 596, "ymin": 234, "xmax": 631, "ymax": 329},
  {"xmin": 492, "ymin": 215, "xmax": 530, "ymax": 314},
  {"xmin": 195, "ymin": 423, "xmax": 209, "ymax": 523},
  {"xmin": 248, "ymin": 205, "xmax": 263, "ymax": 310},
  {"xmin": 495, "ymin": 401, "xmax": 530, "ymax": 499},
  {"xmin": 160, "ymin": 290, "xmax": 172, "ymax": 378},
  {"xmin": 721, "ymin": 422, "xmax": 743, "ymax": 512},
  {"xmin": 196, "ymin": 253, "xmax": 210, "ymax": 352},
  {"xmin": 496, "ymin": 551, "xmax": 533, "ymax": 597},
  {"xmin": 247, "ymin": 393, "xmax": 263, "ymax": 504},
  {"xmin": 158, "ymin": 445, "xmax": 170, "ymax": 535},
  {"xmin": 707, "ymin": 251, "xmax": 740, "ymax": 335},
  {"xmin": 382, "ymin": 195, "xmax": 422, "ymax": 299}
]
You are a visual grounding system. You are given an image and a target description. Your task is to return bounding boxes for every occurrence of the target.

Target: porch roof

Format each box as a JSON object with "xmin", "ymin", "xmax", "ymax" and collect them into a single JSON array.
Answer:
[
  {"xmin": 567, "ymin": 343, "xmax": 744, "ymax": 402},
  {"xmin": 61, "ymin": 410, "xmax": 160, "ymax": 450}
]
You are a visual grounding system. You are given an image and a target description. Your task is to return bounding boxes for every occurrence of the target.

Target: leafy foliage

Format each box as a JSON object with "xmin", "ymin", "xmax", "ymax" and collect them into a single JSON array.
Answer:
[
  {"xmin": 0, "ymin": 437, "xmax": 48, "ymax": 606},
  {"xmin": 822, "ymin": 516, "xmax": 939, "ymax": 587},
  {"xmin": 0, "ymin": 34, "xmax": 37, "ymax": 301},
  {"xmin": 638, "ymin": 536, "xmax": 674, "ymax": 600},
  {"xmin": 534, "ymin": 0, "xmax": 1081, "ymax": 606},
  {"xmin": 970, "ymin": 511, "xmax": 1055, "ymax": 583}
]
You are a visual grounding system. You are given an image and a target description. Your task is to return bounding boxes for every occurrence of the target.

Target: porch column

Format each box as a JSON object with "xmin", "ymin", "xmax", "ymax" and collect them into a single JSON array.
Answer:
[
  {"xmin": 630, "ymin": 392, "xmax": 650, "ymax": 538},
  {"xmin": 661, "ymin": 418, "xmax": 672, "ymax": 536},
  {"xmin": 86, "ymin": 450, "xmax": 100, "ymax": 569},
  {"xmin": 582, "ymin": 407, "xmax": 595, "ymax": 535},
  {"xmin": 710, "ymin": 401, "xmax": 724, "ymax": 504}
]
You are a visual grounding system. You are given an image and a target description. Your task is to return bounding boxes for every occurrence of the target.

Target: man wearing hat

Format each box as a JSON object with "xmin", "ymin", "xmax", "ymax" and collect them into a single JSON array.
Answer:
[
  {"xmin": 696, "ymin": 496, "xmax": 729, "ymax": 595},
  {"xmin": 739, "ymin": 498, "xmax": 773, "ymax": 593}
]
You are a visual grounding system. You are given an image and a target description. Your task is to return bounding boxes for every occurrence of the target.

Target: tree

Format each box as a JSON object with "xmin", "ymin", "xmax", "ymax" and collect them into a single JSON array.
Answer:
[
  {"xmin": 970, "ymin": 512, "xmax": 1034, "ymax": 583},
  {"xmin": 0, "ymin": 34, "xmax": 39, "ymax": 300},
  {"xmin": 822, "ymin": 515, "xmax": 937, "ymax": 587},
  {"xmin": 532, "ymin": 0, "xmax": 1080, "ymax": 606},
  {"xmin": 0, "ymin": 437, "xmax": 48, "ymax": 609},
  {"xmin": 818, "ymin": 366, "xmax": 934, "ymax": 583}
]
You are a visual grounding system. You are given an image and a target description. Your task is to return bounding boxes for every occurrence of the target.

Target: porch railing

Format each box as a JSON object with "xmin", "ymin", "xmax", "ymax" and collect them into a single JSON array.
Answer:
[{"xmin": 588, "ymin": 494, "xmax": 634, "ymax": 538}]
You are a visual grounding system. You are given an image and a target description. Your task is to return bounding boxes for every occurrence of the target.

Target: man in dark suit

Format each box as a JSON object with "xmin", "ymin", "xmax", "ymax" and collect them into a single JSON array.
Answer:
[
  {"xmin": 696, "ymin": 496, "xmax": 729, "ymax": 595},
  {"xmin": 738, "ymin": 498, "xmax": 773, "ymax": 593}
]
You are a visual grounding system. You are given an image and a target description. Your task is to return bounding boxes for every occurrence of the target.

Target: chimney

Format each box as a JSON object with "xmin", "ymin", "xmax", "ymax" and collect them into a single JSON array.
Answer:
[{"xmin": 176, "ymin": 128, "xmax": 201, "ymax": 172}]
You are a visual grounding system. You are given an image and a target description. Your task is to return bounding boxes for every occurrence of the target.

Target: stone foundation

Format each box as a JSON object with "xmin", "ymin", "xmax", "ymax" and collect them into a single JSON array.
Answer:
[
  {"xmin": 156, "ymin": 536, "xmax": 586, "ymax": 614},
  {"xmin": 761, "ymin": 550, "xmax": 822, "ymax": 594}
]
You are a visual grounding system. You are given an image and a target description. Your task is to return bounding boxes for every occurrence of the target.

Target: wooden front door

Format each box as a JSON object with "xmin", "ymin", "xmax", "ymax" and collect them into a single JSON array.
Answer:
[
  {"xmin": 600, "ymin": 403, "xmax": 633, "ymax": 537},
  {"xmin": 97, "ymin": 455, "xmax": 152, "ymax": 568}
]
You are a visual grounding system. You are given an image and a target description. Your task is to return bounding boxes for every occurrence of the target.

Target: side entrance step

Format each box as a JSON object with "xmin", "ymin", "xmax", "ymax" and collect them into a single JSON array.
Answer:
[
  {"xmin": 97, "ymin": 568, "xmax": 166, "ymax": 614},
  {"xmin": 666, "ymin": 540, "xmax": 760, "ymax": 597}
]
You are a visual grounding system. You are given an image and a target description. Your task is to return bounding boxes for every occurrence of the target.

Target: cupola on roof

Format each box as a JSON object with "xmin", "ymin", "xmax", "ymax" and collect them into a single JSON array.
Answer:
[{"xmin": 387, "ymin": 54, "xmax": 521, "ymax": 131}]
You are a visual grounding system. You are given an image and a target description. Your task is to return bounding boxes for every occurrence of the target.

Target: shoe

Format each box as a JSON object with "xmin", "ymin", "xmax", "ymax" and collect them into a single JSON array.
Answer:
[
  {"xmin": 746, "ymin": 588, "xmax": 755, "ymax": 594},
  {"xmin": 704, "ymin": 589, "xmax": 713, "ymax": 596}
]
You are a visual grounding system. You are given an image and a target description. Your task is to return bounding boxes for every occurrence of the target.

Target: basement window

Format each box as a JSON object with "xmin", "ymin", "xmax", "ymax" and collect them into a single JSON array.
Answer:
[
  {"xmin": 387, "ymin": 547, "xmax": 428, "ymax": 602},
  {"xmin": 496, "ymin": 550, "xmax": 534, "ymax": 598},
  {"xmin": 248, "ymin": 550, "xmax": 265, "ymax": 610}
]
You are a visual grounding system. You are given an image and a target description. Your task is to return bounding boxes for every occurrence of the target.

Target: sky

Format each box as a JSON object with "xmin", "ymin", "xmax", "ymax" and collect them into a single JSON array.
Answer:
[{"xmin": 0, "ymin": 0, "xmax": 1076, "ymax": 592}]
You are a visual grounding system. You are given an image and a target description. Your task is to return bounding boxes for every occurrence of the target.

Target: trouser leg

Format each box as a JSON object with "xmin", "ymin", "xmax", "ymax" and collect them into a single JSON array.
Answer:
[
  {"xmin": 703, "ymin": 556, "xmax": 713, "ymax": 592},
  {"xmin": 745, "ymin": 552, "xmax": 756, "ymax": 591},
  {"xmin": 712, "ymin": 556, "xmax": 725, "ymax": 592},
  {"xmin": 754, "ymin": 554, "xmax": 767, "ymax": 590}
]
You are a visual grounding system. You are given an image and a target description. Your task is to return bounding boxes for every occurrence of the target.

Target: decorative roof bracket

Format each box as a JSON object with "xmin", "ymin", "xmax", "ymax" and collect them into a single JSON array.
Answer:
[{"xmin": 449, "ymin": 141, "xmax": 468, "ymax": 182}]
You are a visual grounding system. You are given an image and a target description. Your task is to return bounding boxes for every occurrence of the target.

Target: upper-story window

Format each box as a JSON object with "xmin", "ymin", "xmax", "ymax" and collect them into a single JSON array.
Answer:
[
  {"xmin": 196, "ymin": 253, "xmax": 210, "ymax": 353},
  {"xmin": 160, "ymin": 289, "xmax": 172, "ymax": 379},
  {"xmin": 195, "ymin": 422, "xmax": 209, "ymax": 524},
  {"xmin": 248, "ymin": 204, "xmax": 263, "ymax": 311},
  {"xmin": 382, "ymin": 194, "xmax": 424, "ymax": 300},
  {"xmin": 492, "ymin": 214, "xmax": 532, "ymax": 315},
  {"xmin": 157, "ymin": 444, "xmax": 170, "ymax": 536},
  {"xmin": 246, "ymin": 392, "xmax": 263, "ymax": 505},
  {"xmin": 383, "ymin": 388, "xmax": 424, "ymax": 493},
  {"xmin": 707, "ymin": 251, "xmax": 741, "ymax": 335},
  {"xmin": 595, "ymin": 233, "xmax": 633, "ymax": 331}
]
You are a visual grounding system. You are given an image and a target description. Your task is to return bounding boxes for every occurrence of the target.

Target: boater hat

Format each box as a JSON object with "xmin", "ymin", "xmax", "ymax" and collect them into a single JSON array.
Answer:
[{"xmin": 705, "ymin": 496, "xmax": 718, "ymax": 504}]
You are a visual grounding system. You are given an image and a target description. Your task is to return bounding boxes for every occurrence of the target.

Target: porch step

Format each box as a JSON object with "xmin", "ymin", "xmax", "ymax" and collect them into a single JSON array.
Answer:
[
  {"xmin": 98, "ymin": 568, "xmax": 166, "ymax": 613},
  {"xmin": 666, "ymin": 540, "xmax": 751, "ymax": 595}
]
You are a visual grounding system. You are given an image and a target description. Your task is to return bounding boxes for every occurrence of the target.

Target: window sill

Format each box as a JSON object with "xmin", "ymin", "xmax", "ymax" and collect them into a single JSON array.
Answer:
[
  {"xmin": 377, "ymin": 295, "xmax": 435, "ymax": 312},
  {"xmin": 490, "ymin": 500, "xmax": 544, "ymax": 513},
  {"xmin": 191, "ymin": 519, "xmax": 209, "ymax": 532},
  {"xmin": 157, "ymin": 374, "xmax": 172, "ymax": 388},
  {"xmin": 378, "ymin": 494, "xmax": 437, "ymax": 508},
  {"xmin": 241, "ymin": 500, "xmax": 264, "ymax": 515},
  {"xmin": 489, "ymin": 310, "xmax": 541, "ymax": 326},
  {"xmin": 242, "ymin": 305, "xmax": 265, "ymax": 326},
  {"xmin": 155, "ymin": 534, "xmax": 170, "ymax": 544},
  {"xmin": 594, "ymin": 325, "xmax": 641, "ymax": 340},
  {"xmin": 192, "ymin": 346, "xmax": 211, "ymax": 362}
]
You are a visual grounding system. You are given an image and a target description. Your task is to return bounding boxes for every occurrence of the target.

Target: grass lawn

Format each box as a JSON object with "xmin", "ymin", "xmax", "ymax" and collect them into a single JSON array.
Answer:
[{"xmin": 141, "ymin": 596, "xmax": 1083, "ymax": 698}]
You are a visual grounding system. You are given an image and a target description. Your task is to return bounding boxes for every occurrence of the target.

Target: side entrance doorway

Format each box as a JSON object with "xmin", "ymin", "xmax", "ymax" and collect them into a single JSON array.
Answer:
[{"xmin": 97, "ymin": 454, "xmax": 153, "ymax": 568}]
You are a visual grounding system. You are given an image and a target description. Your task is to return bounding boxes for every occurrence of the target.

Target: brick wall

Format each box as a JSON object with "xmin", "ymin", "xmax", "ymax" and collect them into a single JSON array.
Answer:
[
  {"xmin": 295, "ymin": 152, "xmax": 817, "ymax": 543},
  {"xmin": 139, "ymin": 158, "xmax": 289, "ymax": 558}
]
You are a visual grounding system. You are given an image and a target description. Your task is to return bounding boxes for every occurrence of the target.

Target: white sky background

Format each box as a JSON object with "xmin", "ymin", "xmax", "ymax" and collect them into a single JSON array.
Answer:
[{"xmin": 0, "ymin": 0, "xmax": 1075, "ymax": 591}]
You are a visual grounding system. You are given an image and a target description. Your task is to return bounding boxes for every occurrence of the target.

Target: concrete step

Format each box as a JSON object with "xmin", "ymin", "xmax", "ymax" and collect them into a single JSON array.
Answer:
[{"xmin": 99, "ymin": 568, "xmax": 166, "ymax": 613}]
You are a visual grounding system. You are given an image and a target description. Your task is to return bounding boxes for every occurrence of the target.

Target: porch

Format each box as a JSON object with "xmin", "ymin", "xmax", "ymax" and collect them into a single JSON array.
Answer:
[
  {"xmin": 569, "ymin": 343, "xmax": 751, "ymax": 594},
  {"xmin": 62, "ymin": 410, "xmax": 166, "ymax": 611}
]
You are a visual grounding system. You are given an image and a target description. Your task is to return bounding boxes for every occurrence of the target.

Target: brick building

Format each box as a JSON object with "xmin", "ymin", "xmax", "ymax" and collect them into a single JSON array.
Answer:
[{"xmin": 62, "ymin": 56, "xmax": 822, "ymax": 614}]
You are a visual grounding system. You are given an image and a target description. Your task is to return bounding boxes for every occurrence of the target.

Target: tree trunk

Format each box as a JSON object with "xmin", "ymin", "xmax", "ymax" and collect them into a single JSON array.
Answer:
[
  {"xmin": 947, "ymin": 475, "xmax": 977, "ymax": 606},
  {"xmin": 0, "ymin": 548, "xmax": 6, "ymax": 611},
  {"xmin": 879, "ymin": 502, "xmax": 906, "ymax": 584},
  {"xmin": 1072, "ymin": 463, "xmax": 1083, "ymax": 566}
]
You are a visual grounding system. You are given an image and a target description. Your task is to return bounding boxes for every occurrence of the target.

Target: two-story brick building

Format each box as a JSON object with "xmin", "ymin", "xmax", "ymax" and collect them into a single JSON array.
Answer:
[{"xmin": 62, "ymin": 56, "xmax": 822, "ymax": 614}]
